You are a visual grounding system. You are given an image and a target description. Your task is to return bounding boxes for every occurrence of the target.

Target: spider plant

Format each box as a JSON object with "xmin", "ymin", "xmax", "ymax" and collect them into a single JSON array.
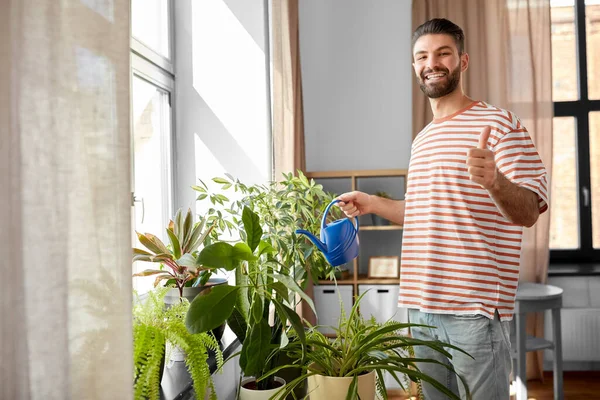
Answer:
[{"xmin": 262, "ymin": 291, "xmax": 471, "ymax": 400}]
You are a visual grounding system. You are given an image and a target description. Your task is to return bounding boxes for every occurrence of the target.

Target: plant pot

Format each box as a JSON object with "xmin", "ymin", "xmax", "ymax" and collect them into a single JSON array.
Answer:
[
  {"xmin": 371, "ymin": 214, "xmax": 389, "ymax": 226},
  {"xmin": 164, "ymin": 277, "xmax": 229, "ymax": 305},
  {"xmin": 307, "ymin": 370, "xmax": 376, "ymax": 400},
  {"xmin": 239, "ymin": 376, "xmax": 286, "ymax": 400}
]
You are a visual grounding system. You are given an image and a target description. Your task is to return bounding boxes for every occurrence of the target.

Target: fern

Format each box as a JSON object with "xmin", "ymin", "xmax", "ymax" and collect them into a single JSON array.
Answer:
[{"xmin": 133, "ymin": 288, "xmax": 222, "ymax": 400}]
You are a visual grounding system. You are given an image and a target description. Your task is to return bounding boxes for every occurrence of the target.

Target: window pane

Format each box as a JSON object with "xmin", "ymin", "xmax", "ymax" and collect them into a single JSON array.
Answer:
[
  {"xmin": 551, "ymin": 1, "xmax": 579, "ymax": 101},
  {"xmin": 590, "ymin": 112, "xmax": 600, "ymax": 248},
  {"xmin": 132, "ymin": 75, "xmax": 173, "ymax": 292},
  {"xmin": 550, "ymin": 117, "xmax": 580, "ymax": 249},
  {"xmin": 132, "ymin": 0, "xmax": 170, "ymax": 59},
  {"xmin": 587, "ymin": 1, "xmax": 600, "ymax": 99}
]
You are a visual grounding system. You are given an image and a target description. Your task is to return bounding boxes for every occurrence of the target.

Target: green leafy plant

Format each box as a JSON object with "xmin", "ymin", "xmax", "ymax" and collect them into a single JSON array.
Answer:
[
  {"xmin": 133, "ymin": 287, "xmax": 222, "ymax": 400},
  {"xmin": 192, "ymin": 171, "xmax": 344, "ymax": 285},
  {"xmin": 132, "ymin": 208, "xmax": 222, "ymax": 297},
  {"xmin": 263, "ymin": 291, "xmax": 470, "ymax": 400},
  {"xmin": 185, "ymin": 206, "xmax": 313, "ymax": 391}
]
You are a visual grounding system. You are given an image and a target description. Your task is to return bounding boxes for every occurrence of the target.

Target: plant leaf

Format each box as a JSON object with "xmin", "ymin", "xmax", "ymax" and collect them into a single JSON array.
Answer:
[
  {"xmin": 137, "ymin": 232, "xmax": 169, "ymax": 255},
  {"xmin": 273, "ymin": 301, "xmax": 306, "ymax": 349},
  {"xmin": 166, "ymin": 228, "xmax": 182, "ymax": 260},
  {"xmin": 132, "ymin": 269, "xmax": 166, "ymax": 277},
  {"xmin": 153, "ymin": 273, "xmax": 173, "ymax": 287},
  {"xmin": 242, "ymin": 206, "xmax": 262, "ymax": 253},
  {"xmin": 181, "ymin": 209, "xmax": 193, "ymax": 249},
  {"xmin": 133, "ymin": 247, "xmax": 153, "ymax": 256},
  {"xmin": 240, "ymin": 319, "xmax": 271, "ymax": 377},
  {"xmin": 257, "ymin": 240, "xmax": 275, "ymax": 257},
  {"xmin": 188, "ymin": 222, "xmax": 214, "ymax": 254},
  {"xmin": 269, "ymin": 273, "xmax": 316, "ymax": 316},
  {"xmin": 197, "ymin": 242, "xmax": 256, "ymax": 271},
  {"xmin": 185, "ymin": 285, "xmax": 239, "ymax": 334},
  {"xmin": 226, "ymin": 307, "xmax": 248, "ymax": 344},
  {"xmin": 176, "ymin": 254, "xmax": 197, "ymax": 268},
  {"xmin": 212, "ymin": 177, "xmax": 229, "ymax": 184}
]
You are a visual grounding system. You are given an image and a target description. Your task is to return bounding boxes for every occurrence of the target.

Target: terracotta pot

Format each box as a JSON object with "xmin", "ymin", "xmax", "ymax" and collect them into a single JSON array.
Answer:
[
  {"xmin": 307, "ymin": 370, "xmax": 376, "ymax": 400},
  {"xmin": 238, "ymin": 376, "xmax": 286, "ymax": 400}
]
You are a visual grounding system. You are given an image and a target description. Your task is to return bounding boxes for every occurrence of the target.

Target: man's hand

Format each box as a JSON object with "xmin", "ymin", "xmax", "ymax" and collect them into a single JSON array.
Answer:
[
  {"xmin": 467, "ymin": 126, "xmax": 498, "ymax": 190},
  {"xmin": 337, "ymin": 191, "xmax": 373, "ymax": 218}
]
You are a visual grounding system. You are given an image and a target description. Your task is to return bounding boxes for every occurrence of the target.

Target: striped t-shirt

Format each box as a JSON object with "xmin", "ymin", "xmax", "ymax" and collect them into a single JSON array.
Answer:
[{"xmin": 397, "ymin": 101, "xmax": 549, "ymax": 321}]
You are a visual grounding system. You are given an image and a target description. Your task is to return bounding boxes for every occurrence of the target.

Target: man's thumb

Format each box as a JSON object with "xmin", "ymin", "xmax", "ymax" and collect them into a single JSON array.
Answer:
[{"xmin": 478, "ymin": 126, "xmax": 491, "ymax": 149}]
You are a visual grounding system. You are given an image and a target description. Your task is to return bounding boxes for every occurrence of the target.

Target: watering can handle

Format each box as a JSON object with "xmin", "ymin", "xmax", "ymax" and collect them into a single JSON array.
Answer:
[{"xmin": 321, "ymin": 199, "xmax": 360, "ymax": 233}]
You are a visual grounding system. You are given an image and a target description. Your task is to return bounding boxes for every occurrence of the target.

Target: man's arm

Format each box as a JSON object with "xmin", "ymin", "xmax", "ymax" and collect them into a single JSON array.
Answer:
[
  {"xmin": 371, "ymin": 197, "xmax": 406, "ymax": 226},
  {"xmin": 337, "ymin": 191, "xmax": 406, "ymax": 225},
  {"xmin": 487, "ymin": 173, "xmax": 540, "ymax": 227},
  {"xmin": 468, "ymin": 126, "xmax": 541, "ymax": 228}
]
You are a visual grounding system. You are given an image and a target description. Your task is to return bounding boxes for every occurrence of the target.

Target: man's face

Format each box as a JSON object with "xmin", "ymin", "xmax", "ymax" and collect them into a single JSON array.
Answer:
[{"xmin": 412, "ymin": 34, "xmax": 468, "ymax": 99}]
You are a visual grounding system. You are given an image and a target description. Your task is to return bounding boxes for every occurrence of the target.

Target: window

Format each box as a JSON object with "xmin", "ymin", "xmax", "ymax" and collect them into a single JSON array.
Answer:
[
  {"xmin": 131, "ymin": 0, "xmax": 175, "ymax": 292},
  {"xmin": 550, "ymin": 0, "xmax": 600, "ymax": 263}
]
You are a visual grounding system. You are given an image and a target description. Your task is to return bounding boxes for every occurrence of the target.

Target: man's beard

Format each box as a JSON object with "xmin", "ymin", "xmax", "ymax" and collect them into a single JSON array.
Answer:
[{"xmin": 418, "ymin": 63, "xmax": 461, "ymax": 99}]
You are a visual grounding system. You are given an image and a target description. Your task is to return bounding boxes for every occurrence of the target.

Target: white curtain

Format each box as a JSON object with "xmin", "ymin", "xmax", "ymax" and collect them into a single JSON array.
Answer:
[{"xmin": 1, "ymin": 1, "xmax": 133, "ymax": 398}]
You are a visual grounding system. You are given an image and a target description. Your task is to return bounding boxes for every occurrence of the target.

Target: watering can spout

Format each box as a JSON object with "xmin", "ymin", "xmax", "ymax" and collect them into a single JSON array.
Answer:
[{"xmin": 295, "ymin": 229, "xmax": 328, "ymax": 253}]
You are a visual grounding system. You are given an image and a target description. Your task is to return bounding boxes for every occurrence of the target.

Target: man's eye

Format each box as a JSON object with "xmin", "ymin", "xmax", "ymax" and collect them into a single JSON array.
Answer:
[
  {"xmin": 417, "ymin": 56, "xmax": 426, "ymax": 61},
  {"xmin": 440, "ymin": 52, "xmax": 450, "ymax": 56}
]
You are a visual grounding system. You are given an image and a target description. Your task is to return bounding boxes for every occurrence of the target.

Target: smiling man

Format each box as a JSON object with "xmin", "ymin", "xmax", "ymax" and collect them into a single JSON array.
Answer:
[{"xmin": 336, "ymin": 18, "xmax": 549, "ymax": 399}]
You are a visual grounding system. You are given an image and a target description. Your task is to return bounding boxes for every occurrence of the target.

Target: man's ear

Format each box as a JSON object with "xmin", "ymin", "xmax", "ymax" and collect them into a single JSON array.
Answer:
[{"xmin": 461, "ymin": 53, "xmax": 469, "ymax": 72}]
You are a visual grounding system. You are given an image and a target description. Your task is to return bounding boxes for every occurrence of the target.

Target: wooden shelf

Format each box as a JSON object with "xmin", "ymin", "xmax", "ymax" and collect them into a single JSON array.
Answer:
[
  {"xmin": 360, "ymin": 225, "xmax": 403, "ymax": 231},
  {"xmin": 356, "ymin": 275, "xmax": 400, "ymax": 285},
  {"xmin": 317, "ymin": 279, "xmax": 353, "ymax": 285},
  {"xmin": 305, "ymin": 169, "xmax": 408, "ymax": 179}
]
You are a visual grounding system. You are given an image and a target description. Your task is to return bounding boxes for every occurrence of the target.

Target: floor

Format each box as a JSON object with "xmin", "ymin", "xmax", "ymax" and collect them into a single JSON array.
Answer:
[{"xmin": 388, "ymin": 371, "xmax": 600, "ymax": 400}]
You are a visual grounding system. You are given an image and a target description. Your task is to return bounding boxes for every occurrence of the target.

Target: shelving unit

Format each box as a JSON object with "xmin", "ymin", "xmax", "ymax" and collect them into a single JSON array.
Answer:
[
  {"xmin": 305, "ymin": 169, "xmax": 408, "ymax": 295},
  {"xmin": 306, "ymin": 169, "xmax": 411, "ymax": 393}
]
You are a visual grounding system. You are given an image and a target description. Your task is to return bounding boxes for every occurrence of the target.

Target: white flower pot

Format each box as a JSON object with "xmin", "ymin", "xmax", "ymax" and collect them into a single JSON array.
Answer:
[
  {"xmin": 307, "ymin": 370, "xmax": 376, "ymax": 400},
  {"xmin": 238, "ymin": 376, "xmax": 286, "ymax": 400}
]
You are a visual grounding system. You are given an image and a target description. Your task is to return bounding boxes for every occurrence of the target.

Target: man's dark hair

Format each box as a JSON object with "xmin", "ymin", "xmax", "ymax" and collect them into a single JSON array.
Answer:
[{"xmin": 412, "ymin": 18, "xmax": 465, "ymax": 54}]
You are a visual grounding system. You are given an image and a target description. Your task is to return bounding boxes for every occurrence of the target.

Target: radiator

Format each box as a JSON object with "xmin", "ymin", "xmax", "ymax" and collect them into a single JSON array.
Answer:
[{"xmin": 544, "ymin": 308, "xmax": 600, "ymax": 362}]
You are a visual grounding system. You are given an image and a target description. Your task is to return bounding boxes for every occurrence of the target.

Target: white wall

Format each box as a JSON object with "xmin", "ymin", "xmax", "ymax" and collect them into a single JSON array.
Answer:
[
  {"xmin": 299, "ymin": 0, "xmax": 414, "ymax": 172},
  {"xmin": 173, "ymin": 0, "xmax": 271, "ymax": 211}
]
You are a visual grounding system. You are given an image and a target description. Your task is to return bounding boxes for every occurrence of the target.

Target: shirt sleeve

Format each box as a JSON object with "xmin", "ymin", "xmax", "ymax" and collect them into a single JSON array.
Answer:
[{"xmin": 493, "ymin": 127, "xmax": 549, "ymax": 214}]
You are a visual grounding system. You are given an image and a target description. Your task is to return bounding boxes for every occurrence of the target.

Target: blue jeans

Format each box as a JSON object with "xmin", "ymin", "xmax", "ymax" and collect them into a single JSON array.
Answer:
[{"xmin": 408, "ymin": 309, "xmax": 512, "ymax": 400}]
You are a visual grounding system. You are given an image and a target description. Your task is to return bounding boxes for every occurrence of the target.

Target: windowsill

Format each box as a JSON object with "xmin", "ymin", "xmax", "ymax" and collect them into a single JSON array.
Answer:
[
  {"xmin": 548, "ymin": 262, "xmax": 600, "ymax": 276},
  {"xmin": 159, "ymin": 325, "xmax": 240, "ymax": 400}
]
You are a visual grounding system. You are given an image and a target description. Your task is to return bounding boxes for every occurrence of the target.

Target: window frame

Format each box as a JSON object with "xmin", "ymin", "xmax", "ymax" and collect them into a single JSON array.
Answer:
[
  {"xmin": 130, "ymin": 0, "xmax": 177, "ymax": 292},
  {"xmin": 551, "ymin": 0, "xmax": 600, "ymax": 265}
]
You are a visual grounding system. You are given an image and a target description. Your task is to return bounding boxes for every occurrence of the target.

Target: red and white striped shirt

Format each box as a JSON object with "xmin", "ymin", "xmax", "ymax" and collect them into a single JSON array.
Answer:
[{"xmin": 398, "ymin": 101, "xmax": 548, "ymax": 321}]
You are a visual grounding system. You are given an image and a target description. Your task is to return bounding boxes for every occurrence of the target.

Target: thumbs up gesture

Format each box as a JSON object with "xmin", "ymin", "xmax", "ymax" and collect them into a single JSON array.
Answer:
[{"xmin": 467, "ymin": 126, "xmax": 497, "ymax": 190}]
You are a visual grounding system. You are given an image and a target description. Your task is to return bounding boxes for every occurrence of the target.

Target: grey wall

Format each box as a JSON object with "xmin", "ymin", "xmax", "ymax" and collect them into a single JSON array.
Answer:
[
  {"xmin": 173, "ymin": 0, "xmax": 271, "ymax": 211},
  {"xmin": 299, "ymin": 0, "xmax": 414, "ymax": 172}
]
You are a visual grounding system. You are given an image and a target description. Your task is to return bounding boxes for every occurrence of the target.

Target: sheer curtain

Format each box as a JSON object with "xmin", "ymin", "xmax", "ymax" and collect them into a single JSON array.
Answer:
[
  {"xmin": 412, "ymin": 0, "xmax": 553, "ymax": 381},
  {"xmin": 272, "ymin": 0, "xmax": 315, "ymax": 324},
  {"xmin": 1, "ymin": 1, "xmax": 133, "ymax": 398}
]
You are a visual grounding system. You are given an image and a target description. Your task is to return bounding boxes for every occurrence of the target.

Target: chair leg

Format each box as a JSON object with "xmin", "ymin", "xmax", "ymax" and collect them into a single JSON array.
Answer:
[
  {"xmin": 552, "ymin": 308, "xmax": 563, "ymax": 400},
  {"xmin": 516, "ymin": 311, "xmax": 527, "ymax": 400}
]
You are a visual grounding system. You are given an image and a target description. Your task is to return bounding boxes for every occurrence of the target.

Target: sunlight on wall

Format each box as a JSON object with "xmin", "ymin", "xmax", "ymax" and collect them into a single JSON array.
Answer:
[
  {"xmin": 190, "ymin": 0, "xmax": 270, "ymax": 182},
  {"xmin": 194, "ymin": 133, "xmax": 227, "ymax": 191}
]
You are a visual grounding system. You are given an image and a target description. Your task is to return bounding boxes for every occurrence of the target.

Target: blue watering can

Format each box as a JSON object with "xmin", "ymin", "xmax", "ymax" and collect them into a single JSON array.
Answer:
[{"xmin": 295, "ymin": 199, "xmax": 360, "ymax": 267}]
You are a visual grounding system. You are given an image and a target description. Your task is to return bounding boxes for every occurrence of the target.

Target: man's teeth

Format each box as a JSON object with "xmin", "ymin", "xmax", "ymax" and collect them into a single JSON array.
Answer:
[{"xmin": 427, "ymin": 73, "xmax": 445, "ymax": 80}]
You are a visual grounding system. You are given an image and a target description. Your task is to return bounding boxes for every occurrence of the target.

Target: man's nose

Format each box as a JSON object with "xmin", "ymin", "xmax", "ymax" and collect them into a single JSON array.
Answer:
[{"xmin": 426, "ymin": 55, "xmax": 441, "ymax": 70}]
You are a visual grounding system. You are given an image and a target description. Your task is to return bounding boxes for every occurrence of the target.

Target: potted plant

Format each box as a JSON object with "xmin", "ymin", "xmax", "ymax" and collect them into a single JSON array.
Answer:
[
  {"xmin": 133, "ymin": 287, "xmax": 222, "ymax": 400},
  {"xmin": 185, "ymin": 206, "xmax": 312, "ymax": 399},
  {"xmin": 264, "ymin": 291, "xmax": 470, "ymax": 400},
  {"xmin": 371, "ymin": 191, "xmax": 392, "ymax": 226},
  {"xmin": 132, "ymin": 208, "xmax": 229, "ymax": 313},
  {"xmin": 192, "ymin": 171, "xmax": 345, "ymax": 285}
]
